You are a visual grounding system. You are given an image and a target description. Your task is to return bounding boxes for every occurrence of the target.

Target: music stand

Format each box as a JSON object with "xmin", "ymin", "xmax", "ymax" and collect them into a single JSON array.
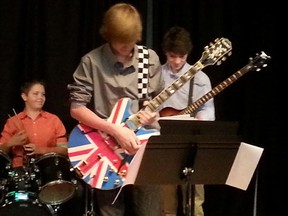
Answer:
[
  {"xmin": 134, "ymin": 120, "xmax": 242, "ymax": 216},
  {"xmin": 135, "ymin": 120, "xmax": 241, "ymax": 184}
]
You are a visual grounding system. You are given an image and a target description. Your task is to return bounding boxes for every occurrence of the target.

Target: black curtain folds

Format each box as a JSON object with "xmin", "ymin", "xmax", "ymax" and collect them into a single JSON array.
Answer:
[{"xmin": 0, "ymin": 0, "xmax": 284, "ymax": 215}]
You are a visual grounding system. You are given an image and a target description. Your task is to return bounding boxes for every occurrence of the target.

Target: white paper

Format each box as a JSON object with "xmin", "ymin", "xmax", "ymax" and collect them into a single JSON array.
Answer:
[
  {"xmin": 122, "ymin": 142, "xmax": 147, "ymax": 186},
  {"xmin": 159, "ymin": 114, "xmax": 195, "ymax": 120},
  {"xmin": 226, "ymin": 142, "xmax": 264, "ymax": 190},
  {"xmin": 112, "ymin": 142, "xmax": 147, "ymax": 204}
]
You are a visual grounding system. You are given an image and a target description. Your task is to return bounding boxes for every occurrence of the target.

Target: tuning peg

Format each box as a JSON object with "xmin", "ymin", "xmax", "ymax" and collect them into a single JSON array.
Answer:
[
  {"xmin": 209, "ymin": 42, "xmax": 215, "ymax": 47},
  {"xmin": 214, "ymin": 38, "xmax": 220, "ymax": 43}
]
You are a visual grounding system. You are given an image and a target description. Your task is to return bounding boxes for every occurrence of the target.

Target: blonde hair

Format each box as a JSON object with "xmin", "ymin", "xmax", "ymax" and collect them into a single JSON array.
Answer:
[{"xmin": 99, "ymin": 3, "xmax": 142, "ymax": 43}]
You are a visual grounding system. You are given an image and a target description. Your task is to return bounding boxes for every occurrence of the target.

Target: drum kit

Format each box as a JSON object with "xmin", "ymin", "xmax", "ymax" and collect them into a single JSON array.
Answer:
[{"xmin": 0, "ymin": 151, "xmax": 94, "ymax": 216}]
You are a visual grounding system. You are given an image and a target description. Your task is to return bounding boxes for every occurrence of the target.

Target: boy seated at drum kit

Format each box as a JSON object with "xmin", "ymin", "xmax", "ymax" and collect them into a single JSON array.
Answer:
[{"xmin": 0, "ymin": 80, "xmax": 85, "ymax": 216}]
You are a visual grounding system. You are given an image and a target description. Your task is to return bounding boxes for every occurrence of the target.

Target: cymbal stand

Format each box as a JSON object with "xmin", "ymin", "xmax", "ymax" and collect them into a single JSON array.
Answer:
[{"xmin": 84, "ymin": 186, "xmax": 97, "ymax": 216}]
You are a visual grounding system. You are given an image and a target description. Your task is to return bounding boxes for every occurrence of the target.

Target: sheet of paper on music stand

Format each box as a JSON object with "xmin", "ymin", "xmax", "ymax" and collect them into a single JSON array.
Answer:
[
  {"xmin": 159, "ymin": 114, "xmax": 196, "ymax": 120},
  {"xmin": 226, "ymin": 142, "xmax": 263, "ymax": 190},
  {"xmin": 112, "ymin": 143, "xmax": 147, "ymax": 204},
  {"xmin": 123, "ymin": 142, "xmax": 147, "ymax": 186}
]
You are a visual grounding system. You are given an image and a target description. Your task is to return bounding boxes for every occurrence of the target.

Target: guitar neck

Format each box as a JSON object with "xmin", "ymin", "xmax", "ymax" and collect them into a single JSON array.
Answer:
[
  {"xmin": 126, "ymin": 62, "xmax": 202, "ymax": 130},
  {"xmin": 146, "ymin": 61, "xmax": 203, "ymax": 112},
  {"xmin": 126, "ymin": 37, "xmax": 232, "ymax": 129},
  {"xmin": 180, "ymin": 63, "xmax": 253, "ymax": 115}
]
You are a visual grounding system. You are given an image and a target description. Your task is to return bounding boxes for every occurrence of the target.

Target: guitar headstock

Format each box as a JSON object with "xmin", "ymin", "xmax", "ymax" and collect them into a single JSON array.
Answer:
[
  {"xmin": 200, "ymin": 37, "xmax": 232, "ymax": 68},
  {"xmin": 249, "ymin": 51, "xmax": 271, "ymax": 71}
]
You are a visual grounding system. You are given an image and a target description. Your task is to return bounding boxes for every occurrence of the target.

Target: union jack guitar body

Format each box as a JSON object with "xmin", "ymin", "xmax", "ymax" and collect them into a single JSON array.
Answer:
[
  {"xmin": 68, "ymin": 38, "xmax": 232, "ymax": 190},
  {"xmin": 68, "ymin": 98, "xmax": 159, "ymax": 190}
]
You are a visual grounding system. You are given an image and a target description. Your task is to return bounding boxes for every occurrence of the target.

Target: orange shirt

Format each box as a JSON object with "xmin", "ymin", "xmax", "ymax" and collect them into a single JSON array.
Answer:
[{"xmin": 0, "ymin": 110, "xmax": 67, "ymax": 167}]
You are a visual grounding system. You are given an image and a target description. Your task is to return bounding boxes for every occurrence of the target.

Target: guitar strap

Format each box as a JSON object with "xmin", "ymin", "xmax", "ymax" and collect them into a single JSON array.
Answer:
[
  {"xmin": 188, "ymin": 77, "xmax": 194, "ymax": 105},
  {"xmin": 188, "ymin": 77, "xmax": 195, "ymax": 117},
  {"xmin": 137, "ymin": 45, "xmax": 149, "ymax": 99}
]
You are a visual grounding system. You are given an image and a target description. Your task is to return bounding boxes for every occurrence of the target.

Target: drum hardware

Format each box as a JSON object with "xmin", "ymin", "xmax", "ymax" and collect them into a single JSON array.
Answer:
[
  {"xmin": 84, "ymin": 186, "xmax": 97, "ymax": 216},
  {"xmin": 0, "ymin": 167, "xmax": 55, "ymax": 216},
  {"xmin": 0, "ymin": 151, "xmax": 11, "ymax": 204},
  {"xmin": 6, "ymin": 166, "xmax": 38, "ymax": 192},
  {"xmin": 0, "ymin": 179, "xmax": 8, "ymax": 204},
  {"xmin": 0, "ymin": 151, "xmax": 12, "ymax": 176},
  {"xmin": 50, "ymin": 204, "xmax": 60, "ymax": 215},
  {"xmin": 1, "ymin": 151, "xmax": 95, "ymax": 215},
  {"xmin": 0, "ymin": 190, "xmax": 56, "ymax": 216}
]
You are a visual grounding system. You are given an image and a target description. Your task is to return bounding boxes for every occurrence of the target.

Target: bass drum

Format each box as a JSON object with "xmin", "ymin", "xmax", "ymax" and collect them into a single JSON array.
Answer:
[{"xmin": 0, "ymin": 191, "xmax": 55, "ymax": 216}]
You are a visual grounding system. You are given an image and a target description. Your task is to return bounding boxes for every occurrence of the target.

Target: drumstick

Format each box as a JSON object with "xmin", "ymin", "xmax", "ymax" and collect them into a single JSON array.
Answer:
[
  {"xmin": 11, "ymin": 108, "xmax": 30, "ymax": 166},
  {"xmin": 11, "ymin": 108, "xmax": 25, "ymax": 131}
]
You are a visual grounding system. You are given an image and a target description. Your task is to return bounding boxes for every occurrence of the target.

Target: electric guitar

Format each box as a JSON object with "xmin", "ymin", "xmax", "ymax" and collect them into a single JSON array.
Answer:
[
  {"xmin": 160, "ymin": 51, "xmax": 271, "ymax": 117},
  {"xmin": 68, "ymin": 38, "xmax": 232, "ymax": 190}
]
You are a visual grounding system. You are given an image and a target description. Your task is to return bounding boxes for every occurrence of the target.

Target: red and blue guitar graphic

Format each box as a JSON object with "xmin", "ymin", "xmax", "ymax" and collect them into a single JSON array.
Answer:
[
  {"xmin": 68, "ymin": 98, "xmax": 158, "ymax": 189},
  {"xmin": 68, "ymin": 38, "xmax": 232, "ymax": 190}
]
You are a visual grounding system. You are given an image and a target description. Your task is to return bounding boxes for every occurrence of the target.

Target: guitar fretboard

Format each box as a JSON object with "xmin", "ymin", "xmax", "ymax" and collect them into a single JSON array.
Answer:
[
  {"xmin": 180, "ymin": 51, "xmax": 271, "ymax": 115},
  {"xmin": 147, "ymin": 62, "xmax": 202, "ymax": 112},
  {"xmin": 181, "ymin": 69, "xmax": 246, "ymax": 115}
]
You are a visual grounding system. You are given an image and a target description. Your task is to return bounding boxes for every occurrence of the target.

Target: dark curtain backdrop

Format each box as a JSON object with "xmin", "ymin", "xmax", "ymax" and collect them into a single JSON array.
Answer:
[{"xmin": 0, "ymin": 0, "xmax": 284, "ymax": 216}]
